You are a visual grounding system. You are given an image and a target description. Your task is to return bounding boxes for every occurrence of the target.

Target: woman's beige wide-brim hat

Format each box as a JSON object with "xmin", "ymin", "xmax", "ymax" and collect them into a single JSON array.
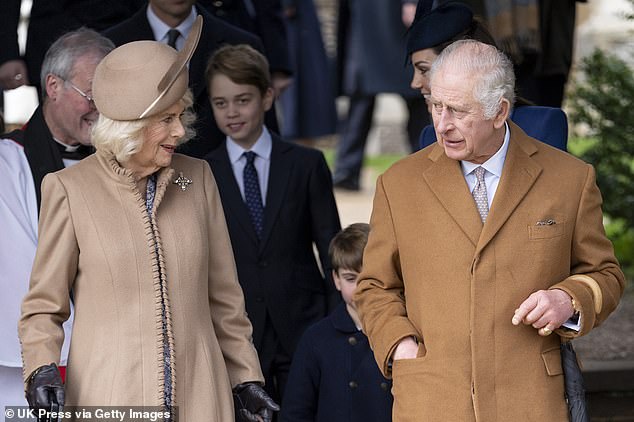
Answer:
[{"xmin": 93, "ymin": 16, "xmax": 202, "ymax": 121}]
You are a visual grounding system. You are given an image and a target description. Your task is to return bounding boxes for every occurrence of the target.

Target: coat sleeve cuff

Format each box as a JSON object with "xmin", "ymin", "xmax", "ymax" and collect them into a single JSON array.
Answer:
[{"xmin": 551, "ymin": 274, "xmax": 603, "ymax": 338}]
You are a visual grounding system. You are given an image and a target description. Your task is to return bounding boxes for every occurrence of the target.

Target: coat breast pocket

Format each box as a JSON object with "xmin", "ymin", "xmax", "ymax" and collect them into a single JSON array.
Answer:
[{"xmin": 528, "ymin": 216, "xmax": 566, "ymax": 240}]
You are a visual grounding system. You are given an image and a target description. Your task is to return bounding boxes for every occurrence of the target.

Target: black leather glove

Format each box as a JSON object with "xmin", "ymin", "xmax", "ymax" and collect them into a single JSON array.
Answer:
[
  {"xmin": 25, "ymin": 363, "xmax": 65, "ymax": 422},
  {"xmin": 233, "ymin": 382, "xmax": 280, "ymax": 422}
]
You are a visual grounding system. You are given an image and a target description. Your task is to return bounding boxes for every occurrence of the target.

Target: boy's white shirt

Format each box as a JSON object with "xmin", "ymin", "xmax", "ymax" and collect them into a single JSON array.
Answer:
[{"xmin": 226, "ymin": 126, "xmax": 272, "ymax": 206}]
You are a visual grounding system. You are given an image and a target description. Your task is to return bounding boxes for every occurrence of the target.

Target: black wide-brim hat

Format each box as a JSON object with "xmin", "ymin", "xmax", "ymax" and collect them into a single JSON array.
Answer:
[{"xmin": 405, "ymin": 0, "xmax": 473, "ymax": 61}]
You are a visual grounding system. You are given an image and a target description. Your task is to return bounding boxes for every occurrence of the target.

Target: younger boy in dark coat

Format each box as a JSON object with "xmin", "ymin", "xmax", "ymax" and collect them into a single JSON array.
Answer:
[{"xmin": 281, "ymin": 223, "xmax": 393, "ymax": 422}]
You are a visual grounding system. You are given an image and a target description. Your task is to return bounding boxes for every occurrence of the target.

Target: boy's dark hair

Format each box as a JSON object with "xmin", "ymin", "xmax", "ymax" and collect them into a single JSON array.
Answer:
[
  {"xmin": 205, "ymin": 44, "xmax": 271, "ymax": 95},
  {"xmin": 329, "ymin": 223, "xmax": 370, "ymax": 273}
]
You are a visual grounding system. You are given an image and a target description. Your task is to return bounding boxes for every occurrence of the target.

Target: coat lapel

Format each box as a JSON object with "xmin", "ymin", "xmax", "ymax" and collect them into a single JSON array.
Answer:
[
  {"xmin": 476, "ymin": 122, "xmax": 542, "ymax": 254},
  {"xmin": 422, "ymin": 145, "xmax": 482, "ymax": 247},
  {"xmin": 207, "ymin": 146, "xmax": 260, "ymax": 245},
  {"xmin": 259, "ymin": 136, "xmax": 292, "ymax": 251}
]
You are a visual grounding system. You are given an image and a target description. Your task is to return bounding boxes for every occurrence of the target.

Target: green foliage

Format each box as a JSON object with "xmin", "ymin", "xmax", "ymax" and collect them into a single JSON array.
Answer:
[
  {"xmin": 321, "ymin": 148, "xmax": 404, "ymax": 176},
  {"xmin": 568, "ymin": 47, "xmax": 634, "ymax": 276},
  {"xmin": 567, "ymin": 0, "xmax": 634, "ymax": 278}
]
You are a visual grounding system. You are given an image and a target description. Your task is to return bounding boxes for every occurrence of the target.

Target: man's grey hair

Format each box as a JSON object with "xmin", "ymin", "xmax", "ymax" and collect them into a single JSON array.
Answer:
[
  {"xmin": 40, "ymin": 27, "xmax": 115, "ymax": 96},
  {"xmin": 430, "ymin": 39, "xmax": 515, "ymax": 119}
]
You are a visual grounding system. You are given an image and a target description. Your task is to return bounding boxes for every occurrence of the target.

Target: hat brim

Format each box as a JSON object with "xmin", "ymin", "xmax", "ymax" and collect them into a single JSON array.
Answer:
[
  {"xmin": 405, "ymin": 2, "xmax": 473, "ymax": 63},
  {"xmin": 139, "ymin": 15, "xmax": 203, "ymax": 118}
]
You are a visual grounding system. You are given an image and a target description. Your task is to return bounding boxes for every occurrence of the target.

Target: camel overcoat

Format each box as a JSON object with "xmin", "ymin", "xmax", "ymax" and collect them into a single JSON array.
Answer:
[
  {"xmin": 19, "ymin": 152, "xmax": 263, "ymax": 420},
  {"xmin": 355, "ymin": 122, "xmax": 625, "ymax": 421}
]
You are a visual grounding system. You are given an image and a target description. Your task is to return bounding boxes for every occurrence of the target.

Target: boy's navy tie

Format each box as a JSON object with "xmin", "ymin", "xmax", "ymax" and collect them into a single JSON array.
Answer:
[{"xmin": 243, "ymin": 151, "xmax": 264, "ymax": 239}]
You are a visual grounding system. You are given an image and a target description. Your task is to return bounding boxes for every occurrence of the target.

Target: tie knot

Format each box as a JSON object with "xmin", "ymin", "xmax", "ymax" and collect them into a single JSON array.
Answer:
[
  {"xmin": 244, "ymin": 151, "xmax": 257, "ymax": 165},
  {"xmin": 474, "ymin": 166, "xmax": 486, "ymax": 182},
  {"xmin": 166, "ymin": 29, "xmax": 180, "ymax": 49}
]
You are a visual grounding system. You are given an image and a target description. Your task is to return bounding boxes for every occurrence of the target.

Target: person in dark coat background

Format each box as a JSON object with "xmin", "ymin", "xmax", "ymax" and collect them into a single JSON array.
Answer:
[
  {"xmin": 436, "ymin": 0, "xmax": 586, "ymax": 107},
  {"xmin": 281, "ymin": 223, "xmax": 392, "ymax": 422},
  {"xmin": 0, "ymin": 0, "xmax": 144, "ymax": 92},
  {"xmin": 277, "ymin": 0, "xmax": 338, "ymax": 146},
  {"xmin": 333, "ymin": 0, "xmax": 427, "ymax": 191},
  {"xmin": 103, "ymin": 0, "xmax": 266, "ymax": 159},
  {"xmin": 199, "ymin": 0, "xmax": 293, "ymax": 96}
]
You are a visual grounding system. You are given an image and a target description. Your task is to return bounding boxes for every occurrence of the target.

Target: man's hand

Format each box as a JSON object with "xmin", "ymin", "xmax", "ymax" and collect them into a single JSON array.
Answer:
[
  {"xmin": 0, "ymin": 59, "xmax": 29, "ymax": 90},
  {"xmin": 233, "ymin": 382, "xmax": 280, "ymax": 422},
  {"xmin": 25, "ymin": 363, "xmax": 64, "ymax": 419},
  {"xmin": 512, "ymin": 289, "xmax": 575, "ymax": 336},
  {"xmin": 393, "ymin": 336, "xmax": 419, "ymax": 360}
]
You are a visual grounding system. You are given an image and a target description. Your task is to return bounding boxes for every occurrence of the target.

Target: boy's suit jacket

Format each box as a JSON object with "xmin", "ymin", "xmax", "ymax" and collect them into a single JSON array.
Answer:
[
  {"xmin": 103, "ymin": 5, "xmax": 264, "ymax": 158},
  {"xmin": 205, "ymin": 135, "xmax": 341, "ymax": 355}
]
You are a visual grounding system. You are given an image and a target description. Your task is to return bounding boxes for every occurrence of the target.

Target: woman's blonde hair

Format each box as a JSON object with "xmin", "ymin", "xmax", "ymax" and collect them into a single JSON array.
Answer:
[{"xmin": 92, "ymin": 90, "xmax": 196, "ymax": 162}]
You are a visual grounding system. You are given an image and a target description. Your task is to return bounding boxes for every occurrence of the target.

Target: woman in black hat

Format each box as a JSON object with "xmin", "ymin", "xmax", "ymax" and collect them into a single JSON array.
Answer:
[
  {"xmin": 407, "ymin": 0, "xmax": 570, "ymax": 152},
  {"xmin": 406, "ymin": 0, "xmax": 496, "ymax": 110}
]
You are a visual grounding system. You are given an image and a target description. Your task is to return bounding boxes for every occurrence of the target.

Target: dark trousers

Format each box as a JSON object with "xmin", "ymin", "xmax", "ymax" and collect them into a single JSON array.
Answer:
[{"xmin": 258, "ymin": 314, "xmax": 292, "ymax": 415}]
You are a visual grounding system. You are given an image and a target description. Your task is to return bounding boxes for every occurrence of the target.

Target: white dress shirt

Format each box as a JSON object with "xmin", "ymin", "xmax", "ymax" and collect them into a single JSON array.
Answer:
[
  {"xmin": 147, "ymin": 4, "xmax": 198, "ymax": 51},
  {"xmin": 226, "ymin": 127, "xmax": 273, "ymax": 206}
]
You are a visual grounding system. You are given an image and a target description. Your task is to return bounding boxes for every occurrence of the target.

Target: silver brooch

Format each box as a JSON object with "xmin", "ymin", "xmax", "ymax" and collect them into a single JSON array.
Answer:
[{"xmin": 173, "ymin": 172, "xmax": 192, "ymax": 191}]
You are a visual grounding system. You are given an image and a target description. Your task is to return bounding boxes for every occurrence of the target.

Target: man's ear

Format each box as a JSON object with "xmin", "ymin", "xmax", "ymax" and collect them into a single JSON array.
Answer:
[
  {"xmin": 263, "ymin": 87, "xmax": 274, "ymax": 112},
  {"xmin": 493, "ymin": 98, "xmax": 511, "ymax": 129},
  {"xmin": 45, "ymin": 74, "xmax": 61, "ymax": 100}
]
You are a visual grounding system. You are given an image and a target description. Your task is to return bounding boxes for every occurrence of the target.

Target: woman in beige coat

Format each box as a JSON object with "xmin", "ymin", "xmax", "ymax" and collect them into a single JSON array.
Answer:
[{"xmin": 19, "ymin": 17, "xmax": 278, "ymax": 421}]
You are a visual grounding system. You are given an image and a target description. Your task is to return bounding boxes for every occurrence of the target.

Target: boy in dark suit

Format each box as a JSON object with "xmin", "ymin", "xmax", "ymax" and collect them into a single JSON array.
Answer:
[
  {"xmin": 280, "ymin": 223, "xmax": 393, "ymax": 422},
  {"xmin": 204, "ymin": 44, "xmax": 341, "ymax": 405}
]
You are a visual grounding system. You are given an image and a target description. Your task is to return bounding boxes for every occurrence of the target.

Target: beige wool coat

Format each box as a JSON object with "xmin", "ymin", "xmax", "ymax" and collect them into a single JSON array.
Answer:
[
  {"xmin": 19, "ymin": 152, "xmax": 263, "ymax": 420},
  {"xmin": 355, "ymin": 122, "xmax": 625, "ymax": 422}
]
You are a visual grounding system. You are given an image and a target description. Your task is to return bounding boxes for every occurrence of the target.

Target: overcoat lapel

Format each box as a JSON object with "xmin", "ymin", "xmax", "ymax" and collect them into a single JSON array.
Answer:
[
  {"xmin": 476, "ymin": 123, "xmax": 542, "ymax": 254},
  {"xmin": 422, "ymin": 145, "xmax": 482, "ymax": 247},
  {"xmin": 209, "ymin": 146, "xmax": 260, "ymax": 245},
  {"xmin": 259, "ymin": 137, "xmax": 292, "ymax": 251}
]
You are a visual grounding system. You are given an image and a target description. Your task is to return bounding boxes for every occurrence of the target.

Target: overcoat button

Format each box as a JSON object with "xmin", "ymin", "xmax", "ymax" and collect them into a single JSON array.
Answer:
[
  {"xmin": 348, "ymin": 336, "xmax": 358, "ymax": 346},
  {"xmin": 348, "ymin": 381, "xmax": 358, "ymax": 389},
  {"xmin": 380, "ymin": 382, "xmax": 388, "ymax": 391}
]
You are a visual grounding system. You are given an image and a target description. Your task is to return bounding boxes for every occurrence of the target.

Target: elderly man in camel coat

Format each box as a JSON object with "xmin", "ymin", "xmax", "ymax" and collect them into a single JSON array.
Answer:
[{"xmin": 355, "ymin": 40, "xmax": 625, "ymax": 422}]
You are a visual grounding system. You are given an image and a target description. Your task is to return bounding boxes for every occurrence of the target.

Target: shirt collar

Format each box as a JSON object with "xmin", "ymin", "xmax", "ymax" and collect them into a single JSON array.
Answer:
[
  {"xmin": 52, "ymin": 137, "xmax": 79, "ymax": 152},
  {"xmin": 226, "ymin": 127, "xmax": 273, "ymax": 165},
  {"xmin": 146, "ymin": 4, "xmax": 197, "ymax": 45},
  {"xmin": 461, "ymin": 121, "xmax": 510, "ymax": 178}
]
